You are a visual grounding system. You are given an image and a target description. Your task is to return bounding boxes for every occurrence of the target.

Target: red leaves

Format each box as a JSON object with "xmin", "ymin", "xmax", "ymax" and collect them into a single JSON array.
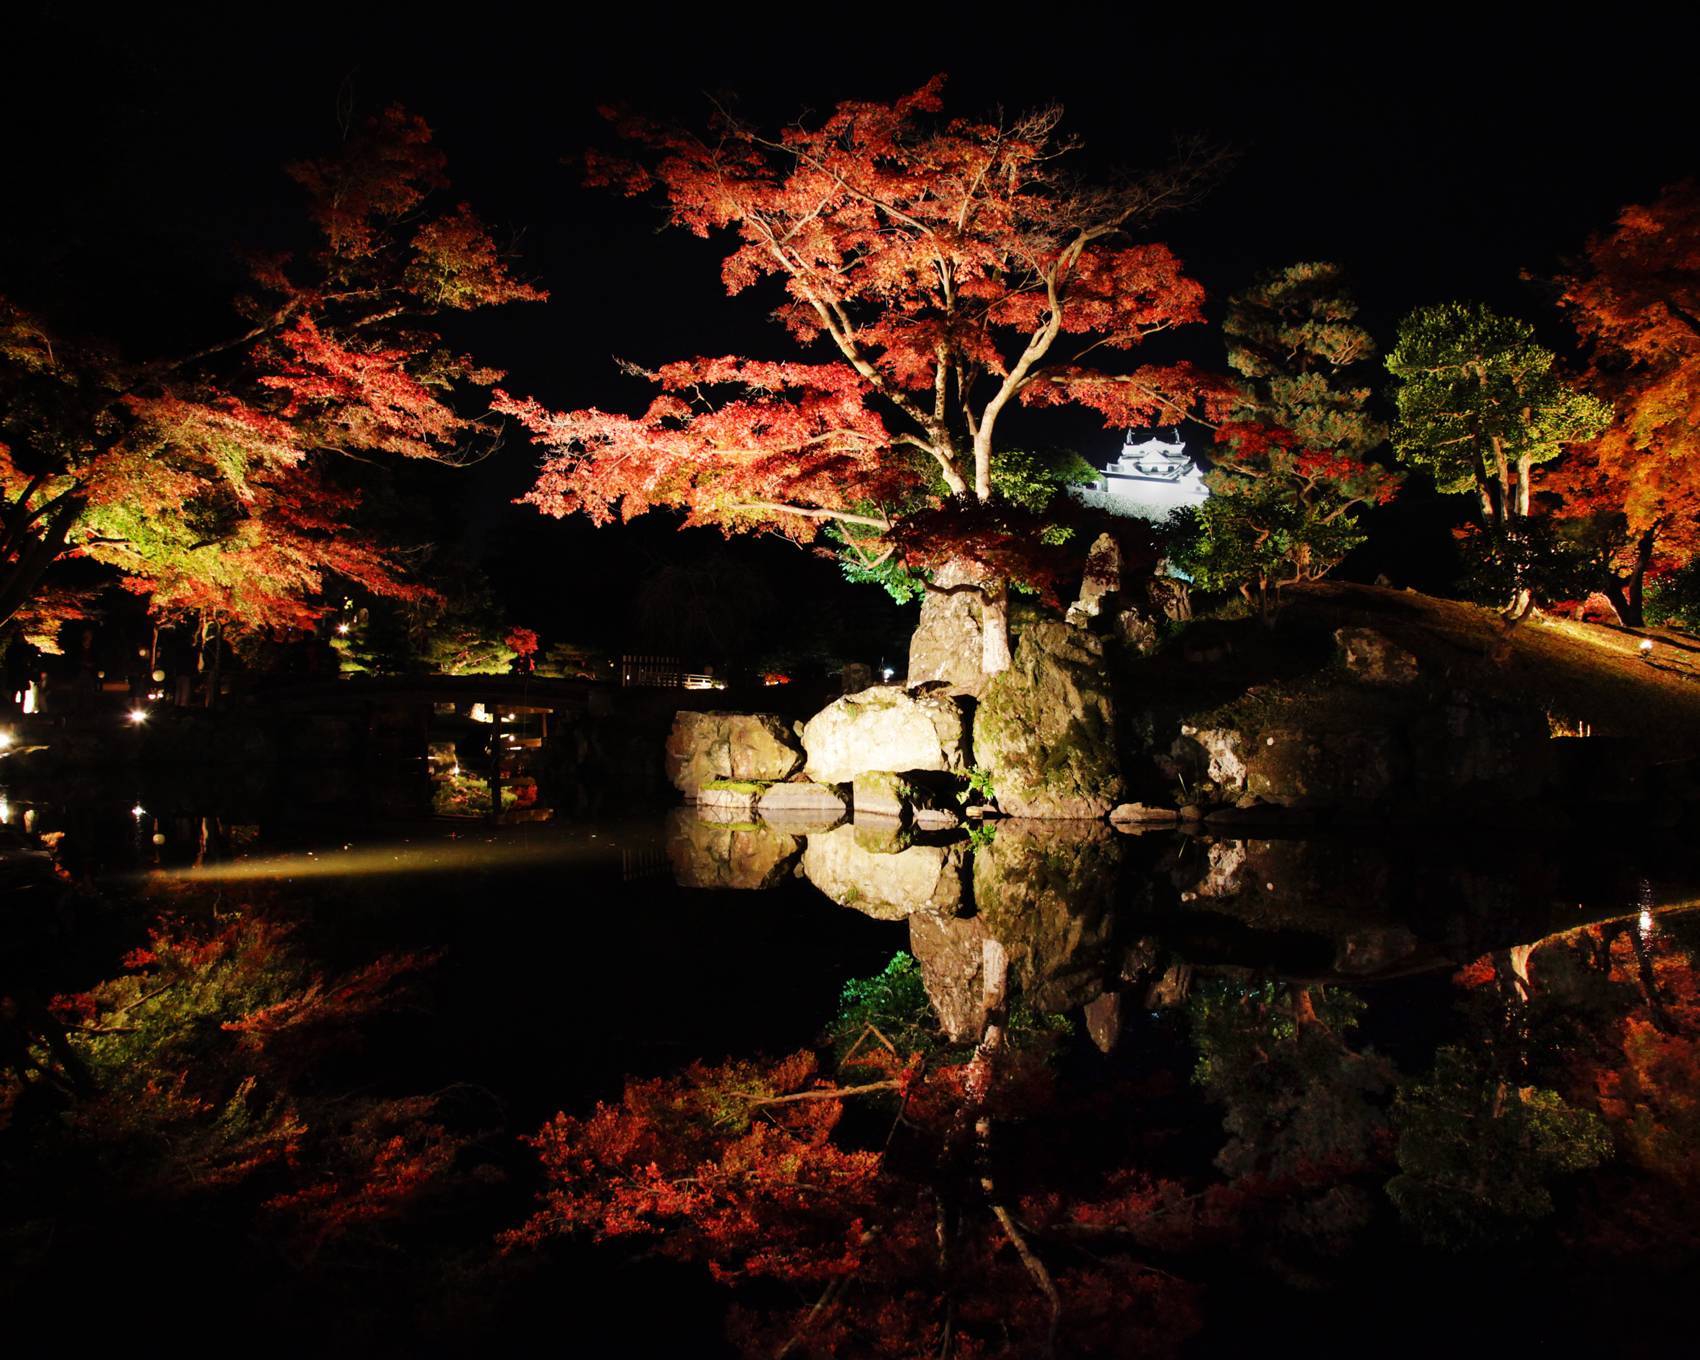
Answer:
[
  {"xmin": 2, "ymin": 103, "xmax": 541, "ymax": 638},
  {"xmin": 1549, "ymin": 183, "xmax": 1700, "ymax": 568},
  {"xmin": 507, "ymin": 83, "xmax": 1222, "ymax": 597}
]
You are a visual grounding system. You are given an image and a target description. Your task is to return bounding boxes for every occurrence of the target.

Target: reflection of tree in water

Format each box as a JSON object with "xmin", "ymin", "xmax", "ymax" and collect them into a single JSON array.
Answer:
[
  {"xmin": 1188, "ymin": 980, "xmax": 1394, "ymax": 1280},
  {"xmin": 504, "ymin": 943, "xmax": 1202, "ymax": 1359}
]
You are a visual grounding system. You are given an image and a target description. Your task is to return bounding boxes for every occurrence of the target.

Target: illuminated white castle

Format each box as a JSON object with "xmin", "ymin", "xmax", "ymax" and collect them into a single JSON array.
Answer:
[{"xmin": 1071, "ymin": 429, "xmax": 1210, "ymax": 521}]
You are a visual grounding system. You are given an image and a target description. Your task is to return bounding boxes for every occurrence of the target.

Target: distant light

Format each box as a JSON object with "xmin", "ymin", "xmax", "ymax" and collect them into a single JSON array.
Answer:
[
  {"xmin": 127, "ymin": 707, "xmax": 149, "ymax": 725},
  {"xmin": 881, "ymin": 666, "xmax": 895, "ymax": 681},
  {"xmin": 0, "ymin": 729, "xmax": 12, "ymax": 751},
  {"xmin": 131, "ymin": 804, "xmax": 146, "ymax": 818},
  {"xmin": 336, "ymin": 622, "xmax": 351, "ymax": 635},
  {"xmin": 1639, "ymin": 908, "xmax": 1655, "ymax": 937}
]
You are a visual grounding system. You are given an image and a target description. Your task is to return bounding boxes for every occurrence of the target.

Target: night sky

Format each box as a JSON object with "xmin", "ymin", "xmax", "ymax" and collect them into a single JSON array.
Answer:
[{"xmin": 6, "ymin": 8, "xmax": 1695, "ymax": 648}]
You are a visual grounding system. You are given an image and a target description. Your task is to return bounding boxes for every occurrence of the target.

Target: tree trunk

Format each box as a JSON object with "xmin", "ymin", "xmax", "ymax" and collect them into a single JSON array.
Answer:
[
  {"xmin": 0, "ymin": 492, "xmax": 86, "ymax": 630},
  {"xmin": 1515, "ymin": 454, "xmax": 1531, "ymax": 518},
  {"xmin": 1490, "ymin": 436, "xmax": 1511, "ymax": 528},
  {"xmin": 980, "ymin": 580, "xmax": 1012, "ymax": 675},
  {"xmin": 204, "ymin": 615, "xmax": 222, "ymax": 710},
  {"xmin": 1627, "ymin": 526, "xmax": 1655, "ymax": 627}
]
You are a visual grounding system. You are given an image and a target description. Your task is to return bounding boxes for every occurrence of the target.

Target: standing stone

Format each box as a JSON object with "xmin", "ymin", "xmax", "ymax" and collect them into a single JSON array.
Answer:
[
  {"xmin": 974, "ymin": 621, "xmax": 1123, "ymax": 819},
  {"xmin": 801, "ymin": 686, "xmax": 969, "ymax": 786},
  {"xmin": 1066, "ymin": 533, "xmax": 1122, "ymax": 627},
  {"xmin": 906, "ymin": 558, "xmax": 988, "ymax": 697}
]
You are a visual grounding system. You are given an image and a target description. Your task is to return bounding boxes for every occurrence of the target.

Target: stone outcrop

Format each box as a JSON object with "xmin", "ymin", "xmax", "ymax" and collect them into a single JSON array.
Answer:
[
  {"xmin": 665, "ymin": 711, "xmax": 803, "ymax": 797},
  {"xmin": 1334, "ymin": 627, "xmax": 1419, "ymax": 685},
  {"xmin": 1066, "ymin": 533, "xmax": 1121, "ymax": 628},
  {"xmin": 1169, "ymin": 682, "xmax": 1552, "ymax": 812},
  {"xmin": 801, "ymin": 686, "xmax": 969, "ymax": 787},
  {"xmin": 799, "ymin": 821, "xmax": 967, "ymax": 919},
  {"xmin": 974, "ymin": 620, "xmax": 1122, "ymax": 819},
  {"xmin": 906, "ymin": 558, "xmax": 988, "ymax": 697},
  {"xmin": 664, "ymin": 807, "xmax": 800, "ymax": 889}
]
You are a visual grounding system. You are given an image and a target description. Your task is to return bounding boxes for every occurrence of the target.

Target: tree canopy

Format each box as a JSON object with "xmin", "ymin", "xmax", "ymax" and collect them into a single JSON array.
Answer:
[
  {"xmin": 497, "ymin": 79, "xmax": 1232, "ymax": 674},
  {"xmin": 0, "ymin": 106, "xmax": 542, "ymax": 645}
]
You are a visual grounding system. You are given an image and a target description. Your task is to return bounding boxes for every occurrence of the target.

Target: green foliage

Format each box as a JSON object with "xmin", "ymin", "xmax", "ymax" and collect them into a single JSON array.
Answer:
[
  {"xmin": 832, "ymin": 521, "xmax": 931, "ymax": 605},
  {"xmin": 1386, "ymin": 302, "xmax": 1611, "ymax": 510},
  {"xmin": 1185, "ymin": 264, "xmax": 1397, "ymax": 618},
  {"xmin": 825, "ymin": 953, "xmax": 940, "ymax": 1061},
  {"xmin": 990, "ymin": 447, "xmax": 1100, "ymax": 513},
  {"xmin": 1453, "ymin": 519, "xmax": 1608, "ymax": 609},
  {"xmin": 1225, "ymin": 262, "xmax": 1385, "ymax": 459},
  {"xmin": 1647, "ymin": 561, "xmax": 1700, "ymax": 632},
  {"xmin": 957, "ymin": 765, "xmax": 998, "ymax": 806},
  {"xmin": 1386, "ymin": 1045, "xmax": 1611, "ymax": 1250},
  {"xmin": 533, "ymin": 640, "xmax": 612, "ymax": 680},
  {"xmin": 1189, "ymin": 980, "xmax": 1392, "ymax": 1182}
]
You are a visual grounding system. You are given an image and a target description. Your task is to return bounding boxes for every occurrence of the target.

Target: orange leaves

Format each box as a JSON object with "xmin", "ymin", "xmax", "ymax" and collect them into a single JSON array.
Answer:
[
  {"xmin": 1551, "ymin": 182, "xmax": 1700, "ymax": 563},
  {"xmin": 509, "ymin": 81, "xmax": 1219, "ymax": 583},
  {"xmin": 497, "ymin": 359, "xmax": 897, "ymax": 533}
]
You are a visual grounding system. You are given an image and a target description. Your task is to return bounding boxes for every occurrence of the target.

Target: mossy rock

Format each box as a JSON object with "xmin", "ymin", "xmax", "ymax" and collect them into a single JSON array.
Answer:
[{"xmin": 974, "ymin": 620, "xmax": 1123, "ymax": 819}]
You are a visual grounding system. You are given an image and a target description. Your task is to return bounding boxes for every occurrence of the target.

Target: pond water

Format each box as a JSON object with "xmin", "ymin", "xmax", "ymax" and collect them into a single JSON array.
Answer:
[{"xmin": 3, "ymin": 773, "xmax": 1697, "ymax": 1357}]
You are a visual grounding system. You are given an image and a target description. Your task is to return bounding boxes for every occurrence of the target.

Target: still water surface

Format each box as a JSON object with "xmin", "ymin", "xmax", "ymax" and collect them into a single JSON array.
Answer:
[{"xmin": 3, "ymin": 779, "xmax": 1697, "ymax": 1356}]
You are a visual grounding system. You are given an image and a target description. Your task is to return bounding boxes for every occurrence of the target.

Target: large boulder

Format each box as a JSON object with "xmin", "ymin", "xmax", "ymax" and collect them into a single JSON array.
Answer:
[
  {"xmin": 664, "ymin": 807, "xmax": 800, "ymax": 889},
  {"xmin": 800, "ymin": 821, "xmax": 967, "ymax": 919},
  {"xmin": 906, "ymin": 558, "xmax": 987, "ymax": 697},
  {"xmin": 665, "ymin": 711, "xmax": 803, "ymax": 797},
  {"xmin": 974, "ymin": 620, "xmax": 1122, "ymax": 819},
  {"xmin": 801, "ymin": 686, "xmax": 969, "ymax": 786}
]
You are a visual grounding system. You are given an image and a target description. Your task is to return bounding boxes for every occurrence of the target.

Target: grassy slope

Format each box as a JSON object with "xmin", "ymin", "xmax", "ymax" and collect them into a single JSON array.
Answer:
[{"xmin": 1273, "ymin": 583, "xmax": 1700, "ymax": 756}]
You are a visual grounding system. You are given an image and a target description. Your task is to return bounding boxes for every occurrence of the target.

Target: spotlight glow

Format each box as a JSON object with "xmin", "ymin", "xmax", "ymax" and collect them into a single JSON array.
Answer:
[{"xmin": 127, "ymin": 707, "xmax": 149, "ymax": 724}]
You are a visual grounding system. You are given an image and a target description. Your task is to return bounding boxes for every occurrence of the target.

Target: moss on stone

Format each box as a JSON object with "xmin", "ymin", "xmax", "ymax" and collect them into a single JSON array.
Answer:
[{"xmin": 700, "ymin": 779, "xmax": 770, "ymax": 794}]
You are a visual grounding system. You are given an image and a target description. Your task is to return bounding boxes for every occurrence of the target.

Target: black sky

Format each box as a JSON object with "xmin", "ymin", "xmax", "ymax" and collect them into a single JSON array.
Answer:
[{"xmin": 4, "ymin": 8, "xmax": 1696, "ymax": 643}]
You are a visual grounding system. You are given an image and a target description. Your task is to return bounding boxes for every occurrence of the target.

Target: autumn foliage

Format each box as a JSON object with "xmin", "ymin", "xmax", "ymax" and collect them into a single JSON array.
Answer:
[
  {"xmin": 1546, "ymin": 183, "xmax": 1700, "ymax": 620},
  {"xmin": 0, "ymin": 106, "xmax": 542, "ymax": 642},
  {"xmin": 500, "ymin": 79, "xmax": 1230, "ymax": 672}
]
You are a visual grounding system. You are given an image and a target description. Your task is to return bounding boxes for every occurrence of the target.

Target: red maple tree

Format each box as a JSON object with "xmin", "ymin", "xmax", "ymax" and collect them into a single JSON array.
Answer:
[
  {"xmin": 497, "ymin": 80, "xmax": 1229, "ymax": 675},
  {"xmin": 1547, "ymin": 182, "xmax": 1700, "ymax": 622},
  {"xmin": 0, "ymin": 106, "xmax": 544, "ymax": 645}
]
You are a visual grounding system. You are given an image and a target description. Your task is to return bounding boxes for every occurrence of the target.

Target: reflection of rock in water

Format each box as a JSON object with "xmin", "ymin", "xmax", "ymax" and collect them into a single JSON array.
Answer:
[
  {"xmin": 972, "ymin": 821, "xmax": 1123, "ymax": 1013},
  {"xmin": 664, "ymin": 807, "xmax": 799, "ymax": 890},
  {"xmin": 908, "ymin": 911, "xmax": 987, "ymax": 1041},
  {"xmin": 800, "ymin": 821, "xmax": 966, "ymax": 919}
]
